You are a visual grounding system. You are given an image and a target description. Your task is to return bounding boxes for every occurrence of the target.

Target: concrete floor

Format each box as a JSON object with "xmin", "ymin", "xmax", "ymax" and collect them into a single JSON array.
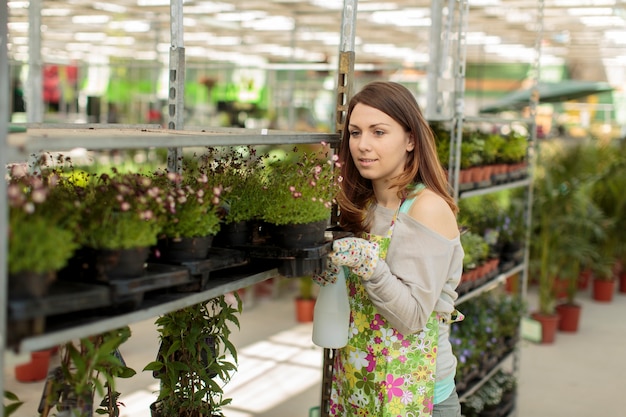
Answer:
[{"xmin": 4, "ymin": 279, "xmax": 626, "ymax": 417}]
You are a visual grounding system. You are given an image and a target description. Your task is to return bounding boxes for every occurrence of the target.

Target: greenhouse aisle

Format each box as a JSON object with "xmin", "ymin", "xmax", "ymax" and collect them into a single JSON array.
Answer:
[{"xmin": 4, "ymin": 280, "xmax": 626, "ymax": 417}]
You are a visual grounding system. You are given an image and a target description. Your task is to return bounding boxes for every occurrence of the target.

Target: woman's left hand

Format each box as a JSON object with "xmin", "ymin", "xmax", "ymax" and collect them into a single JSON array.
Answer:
[{"xmin": 329, "ymin": 237, "xmax": 379, "ymax": 280}]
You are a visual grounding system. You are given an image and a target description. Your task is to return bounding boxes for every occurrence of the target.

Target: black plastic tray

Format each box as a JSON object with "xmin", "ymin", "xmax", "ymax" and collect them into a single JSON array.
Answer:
[{"xmin": 8, "ymin": 281, "xmax": 111, "ymax": 321}]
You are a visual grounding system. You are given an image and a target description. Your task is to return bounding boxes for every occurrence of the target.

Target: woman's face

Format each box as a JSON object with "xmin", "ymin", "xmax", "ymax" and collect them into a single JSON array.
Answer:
[{"xmin": 347, "ymin": 103, "xmax": 414, "ymax": 184}]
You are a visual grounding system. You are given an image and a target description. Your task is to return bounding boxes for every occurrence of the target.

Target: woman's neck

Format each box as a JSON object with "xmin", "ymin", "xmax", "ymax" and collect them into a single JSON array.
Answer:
[{"xmin": 372, "ymin": 182, "xmax": 402, "ymax": 209}]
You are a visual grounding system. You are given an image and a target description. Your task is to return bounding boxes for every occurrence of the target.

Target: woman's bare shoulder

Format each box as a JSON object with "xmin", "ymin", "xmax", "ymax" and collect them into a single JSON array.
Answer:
[{"xmin": 407, "ymin": 189, "xmax": 459, "ymax": 239}]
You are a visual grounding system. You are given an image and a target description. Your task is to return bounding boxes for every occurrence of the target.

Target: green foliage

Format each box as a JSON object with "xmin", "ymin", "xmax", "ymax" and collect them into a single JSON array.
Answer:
[
  {"xmin": 460, "ymin": 231, "xmax": 489, "ymax": 270},
  {"xmin": 482, "ymin": 133, "xmax": 506, "ymax": 164},
  {"xmin": 144, "ymin": 294, "xmax": 242, "ymax": 417},
  {"xmin": 530, "ymin": 141, "xmax": 611, "ymax": 311},
  {"xmin": 7, "ymin": 166, "xmax": 82, "ymax": 274},
  {"xmin": 430, "ymin": 121, "xmax": 451, "ymax": 168},
  {"xmin": 460, "ymin": 132, "xmax": 483, "ymax": 169},
  {"xmin": 450, "ymin": 293, "xmax": 525, "ymax": 394},
  {"xmin": 3, "ymin": 391, "xmax": 23, "ymax": 417},
  {"xmin": 500, "ymin": 131, "xmax": 527, "ymax": 163},
  {"xmin": 49, "ymin": 327, "xmax": 136, "ymax": 417},
  {"xmin": 462, "ymin": 370, "xmax": 516, "ymax": 416},
  {"xmin": 152, "ymin": 157, "xmax": 224, "ymax": 239},
  {"xmin": 205, "ymin": 146, "xmax": 266, "ymax": 224},
  {"xmin": 590, "ymin": 143, "xmax": 626, "ymax": 273},
  {"xmin": 260, "ymin": 145, "xmax": 340, "ymax": 226},
  {"xmin": 79, "ymin": 170, "xmax": 165, "ymax": 250}
]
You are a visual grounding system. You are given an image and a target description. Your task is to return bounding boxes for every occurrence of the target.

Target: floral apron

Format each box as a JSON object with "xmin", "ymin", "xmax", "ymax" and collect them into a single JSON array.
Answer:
[{"xmin": 329, "ymin": 196, "xmax": 459, "ymax": 417}]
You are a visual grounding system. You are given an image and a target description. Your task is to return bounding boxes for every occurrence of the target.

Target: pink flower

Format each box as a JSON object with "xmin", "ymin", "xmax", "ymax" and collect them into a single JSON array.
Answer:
[{"xmin": 384, "ymin": 374, "xmax": 404, "ymax": 402}]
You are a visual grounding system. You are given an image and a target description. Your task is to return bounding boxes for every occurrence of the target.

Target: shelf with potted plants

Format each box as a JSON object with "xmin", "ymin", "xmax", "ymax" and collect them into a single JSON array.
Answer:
[
  {"xmin": 436, "ymin": 113, "xmax": 535, "ymax": 406},
  {"xmin": 432, "ymin": 119, "xmax": 532, "ymax": 201},
  {"xmin": 6, "ymin": 140, "xmax": 341, "ymax": 354},
  {"xmin": 451, "ymin": 292, "xmax": 526, "ymax": 400}
]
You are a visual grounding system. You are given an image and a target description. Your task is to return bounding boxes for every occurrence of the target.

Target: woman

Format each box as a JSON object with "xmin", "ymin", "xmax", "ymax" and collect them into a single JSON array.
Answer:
[{"xmin": 316, "ymin": 81, "xmax": 464, "ymax": 417}]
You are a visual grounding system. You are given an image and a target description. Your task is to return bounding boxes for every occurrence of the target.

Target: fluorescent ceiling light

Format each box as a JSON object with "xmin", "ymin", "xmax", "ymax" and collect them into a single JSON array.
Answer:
[
  {"xmin": 358, "ymin": 3, "xmax": 398, "ymax": 12},
  {"xmin": 299, "ymin": 31, "xmax": 341, "ymax": 45},
  {"xmin": 72, "ymin": 15, "xmax": 110, "ymax": 24},
  {"xmin": 370, "ymin": 9, "xmax": 431, "ymax": 27},
  {"xmin": 309, "ymin": 0, "xmax": 343, "ymax": 10},
  {"xmin": 567, "ymin": 7, "xmax": 613, "ymax": 15},
  {"xmin": 94, "ymin": 2, "xmax": 127, "ymax": 13},
  {"xmin": 42, "ymin": 8, "xmax": 72, "ymax": 17},
  {"xmin": 74, "ymin": 32, "xmax": 107, "ymax": 42},
  {"xmin": 466, "ymin": 32, "xmax": 501, "ymax": 45},
  {"xmin": 469, "ymin": 0, "xmax": 500, "ymax": 5},
  {"xmin": 579, "ymin": 16, "xmax": 625, "ymax": 26},
  {"xmin": 242, "ymin": 16, "xmax": 294, "ymax": 31},
  {"xmin": 504, "ymin": 10, "xmax": 533, "ymax": 23},
  {"xmin": 605, "ymin": 30, "xmax": 626, "ymax": 43},
  {"xmin": 105, "ymin": 36, "xmax": 136, "ymax": 46},
  {"xmin": 184, "ymin": 2, "xmax": 234, "ymax": 14},
  {"xmin": 7, "ymin": 1, "xmax": 29, "ymax": 8},
  {"xmin": 108, "ymin": 20, "xmax": 151, "ymax": 32},
  {"xmin": 554, "ymin": 0, "xmax": 615, "ymax": 5},
  {"xmin": 216, "ymin": 11, "xmax": 267, "ymax": 21},
  {"xmin": 138, "ymin": 0, "xmax": 180, "ymax": 6},
  {"xmin": 7, "ymin": 22, "xmax": 28, "ymax": 32}
]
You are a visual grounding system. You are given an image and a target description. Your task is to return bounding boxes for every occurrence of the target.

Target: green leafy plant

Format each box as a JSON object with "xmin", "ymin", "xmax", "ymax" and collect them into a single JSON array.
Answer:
[
  {"xmin": 144, "ymin": 294, "xmax": 242, "ymax": 417},
  {"xmin": 530, "ymin": 141, "xmax": 611, "ymax": 313},
  {"xmin": 42, "ymin": 327, "xmax": 136, "ymax": 417},
  {"xmin": 591, "ymin": 144, "xmax": 626, "ymax": 280},
  {"xmin": 482, "ymin": 133, "xmax": 506, "ymax": 165},
  {"xmin": 260, "ymin": 144, "xmax": 340, "ymax": 226},
  {"xmin": 153, "ymin": 156, "xmax": 224, "ymax": 239},
  {"xmin": 205, "ymin": 146, "xmax": 265, "ymax": 225},
  {"xmin": 79, "ymin": 170, "xmax": 165, "ymax": 250},
  {"xmin": 7, "ymin": 163, "xmax": 82, "ymax": 275},
  {"xmin": 460, "ymin": 132, "xmax": 483, "ymax": 170},
  {"xmin": 460, "ymin": 231, "xmax": 489, "ymax": 271},
  {"xmin": 500, "ymin": 131, "xmax": 527, "ymax": 164}
]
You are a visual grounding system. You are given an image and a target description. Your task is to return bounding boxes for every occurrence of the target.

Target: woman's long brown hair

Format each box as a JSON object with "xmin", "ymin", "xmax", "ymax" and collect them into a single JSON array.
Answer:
[{"xmin": 337, "ymin": 81, "xmax": 457, "ymax": 235}]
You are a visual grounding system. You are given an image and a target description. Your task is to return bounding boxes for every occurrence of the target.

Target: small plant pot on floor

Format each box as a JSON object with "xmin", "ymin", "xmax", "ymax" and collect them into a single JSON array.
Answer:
[
  {"xmin": 531, "ymin": 312, "xmax": 560, "ymax": 344},
  {"xmin": 555, "ymin": 303, "xmax": 582, "ymax": 332},
  {"xmin": 592, "ymin": 279, "xmax": 615, "ymax": 302},
  {"xmin": 14, "ymin": 348, "xmax": 54, "ymax": 382}
]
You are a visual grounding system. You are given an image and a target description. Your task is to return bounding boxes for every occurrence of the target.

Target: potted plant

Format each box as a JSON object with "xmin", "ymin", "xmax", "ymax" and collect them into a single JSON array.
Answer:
[
  {"xmin": 259, "ymin": 144, "xmax": 340, "ymax": 248},
  {"xmin": 152, "ymin": 156, "xmax": 224, "ymax": 262},
  {"xmin": 144, "ymin": 293, "xmax": 242, "ymax": 417},
  {"xmin": 590, "ymin": 144, "xmax": 626, "ymax": 301},
  {"xmin": 533, "ymin": 142, "xmax": 608, "ymax": 329},
  {"xmin": 529, "ymin": 149, "xmax": 563, "ymax": 343},
  {"xmin": 74, "ymin": 169, "xmax": 165, "ymax": 279},
  {"xmin": 7, "ymin": 165, "xmax": 82, "ymax": 298},
  {"xmin": 40, "ymin": 326, "xmax": 136, "ymax": 417},
  {"xmin": 295, "ymin": 276, "xmax": 317, "ymax": 323},
  {"xmin": 207, "ymin": 146, "xmax": 265, "ymax": 246}
]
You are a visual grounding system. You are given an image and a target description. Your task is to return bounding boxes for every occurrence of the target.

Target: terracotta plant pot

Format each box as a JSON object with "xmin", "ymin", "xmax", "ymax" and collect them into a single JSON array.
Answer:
[
  {"xmin": 592, "ymin": 279, "xmax": 615, "ymax": 302},
  {"xmin": 295, "ymin": 297, "xmax": 316, "ymax": 323},
  {"xmin": 531, "ymin": 312, "xmax": 560, "ymax": 344},
  {"xmin": 14, "ymin": 349, "xmax": 53, "ymax": 382},
  {"xmin": 556, "ymin": 302, "xmax": 581, "ymax": 332}
]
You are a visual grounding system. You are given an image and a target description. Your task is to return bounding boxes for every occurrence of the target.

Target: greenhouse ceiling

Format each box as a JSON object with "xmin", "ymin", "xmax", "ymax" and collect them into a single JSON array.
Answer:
[{"xmin": 6, "ymin": 0, "xmax": 626, "ymax": 85}]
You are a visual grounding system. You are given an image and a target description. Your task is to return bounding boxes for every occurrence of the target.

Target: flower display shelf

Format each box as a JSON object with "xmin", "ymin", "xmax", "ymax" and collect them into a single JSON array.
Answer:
[
  {"xmin": 104, "ymin": 263, "xmax": 192, "ymax": 309},
  {"xmin": 459, "ymin": 176, "xmax": 530, "ymax": 198},
  {"xmin": 7, "ymin": 281, "xmax": 111, "ymax": 349},
  {"xmin": 151, "ymin": 247, "xmax": 250, "ymax": 292},
  {"xmin": 236, "ymin": 241, "xmax": 332, "ymax": 278},
  {"xmin": 458, "ymin": 351, "xmax": 515, "ymax": 401}
]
